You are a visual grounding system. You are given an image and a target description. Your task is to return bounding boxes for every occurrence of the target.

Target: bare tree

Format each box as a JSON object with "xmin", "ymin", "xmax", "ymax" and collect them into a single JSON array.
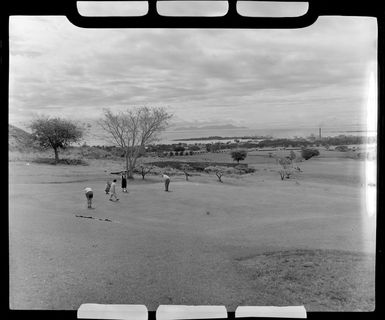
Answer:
[
  {"xmin": 137, "ymin": 164, "xmax": 154, "ymax": 180},
  {"xmin": 215, "ymin": 170, "xmax": 224, "ymax": 182},
  {"xmin": 276, "ymin": 157, "xmax": 301, "ymax": 180},
  {"xmin": 99, "ymin": 107, "xmax": 172, "ymax": 178},
  {"xmin": 204, "ymin": 166, "xmax": 228, "ymax": 183},
  {"xmin": 181, "ymin": 164, "xmax": 192, "ymax": 181}
]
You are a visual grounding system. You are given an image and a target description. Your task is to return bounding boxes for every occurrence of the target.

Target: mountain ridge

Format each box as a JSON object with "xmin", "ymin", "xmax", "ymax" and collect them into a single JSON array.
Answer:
[{"xmin": 9, "ymin": 124, "xmax": 35, "ymax": 150}]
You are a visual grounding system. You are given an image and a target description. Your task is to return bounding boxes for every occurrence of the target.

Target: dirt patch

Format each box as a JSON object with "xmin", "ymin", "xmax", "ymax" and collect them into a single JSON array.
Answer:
[{"xmin": 235, "ymin": 249, "xmax": 375, "ymax": 311}]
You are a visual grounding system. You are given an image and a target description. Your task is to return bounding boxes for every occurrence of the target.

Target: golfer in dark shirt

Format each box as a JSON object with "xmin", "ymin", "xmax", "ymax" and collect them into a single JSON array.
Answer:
[{"xmin": 121, "ymin": 173, "xmax": 127, "ymax": 193}]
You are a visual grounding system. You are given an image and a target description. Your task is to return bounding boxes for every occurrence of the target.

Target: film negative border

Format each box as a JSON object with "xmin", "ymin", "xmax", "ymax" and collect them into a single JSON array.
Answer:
[
  {"xmin": 3, "ymin": 0, "xmax": 384, "ymax": 29},
  {"xmin": 2, "ymin": 1, "xmax": 385, "ymax": 320}
]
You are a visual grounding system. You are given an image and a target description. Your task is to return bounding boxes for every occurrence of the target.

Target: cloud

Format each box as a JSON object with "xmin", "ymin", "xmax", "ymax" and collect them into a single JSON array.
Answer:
[{"xmin": 8, "ymin": 15, "xmax": 377, "ymax": 133}]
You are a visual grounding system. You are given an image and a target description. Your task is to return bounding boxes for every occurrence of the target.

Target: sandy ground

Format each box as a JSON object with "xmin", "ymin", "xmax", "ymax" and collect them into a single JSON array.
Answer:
[{"xmin": 8, "ymin": 156, "xmax": 376, "ymax": 311}]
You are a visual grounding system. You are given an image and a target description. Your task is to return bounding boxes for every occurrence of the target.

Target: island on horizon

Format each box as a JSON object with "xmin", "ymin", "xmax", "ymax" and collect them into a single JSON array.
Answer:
[
  {"xmin": 172, "ymin": 124, "xmax": 249, "ymax": 131},
  {"xmin": 172, "ymin": 135, "xmax": 273, "ymax": 141}
]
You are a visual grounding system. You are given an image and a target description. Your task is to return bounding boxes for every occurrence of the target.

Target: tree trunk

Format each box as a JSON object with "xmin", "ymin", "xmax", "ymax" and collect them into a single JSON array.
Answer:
[
  {"xmin": 54, "ymin": 147, "xmax": 59, "ymax": 164},
  {"xmin": 125, "ymin": 149, "xmax": 135, "ymax": 179},
  {"xmin": 126, "ymin": 157, "xmax": 135, "ymax": 179},
  {"xmin": 128, "ymin": 157, "xmax": 138, "ymax": 179},
  {"xmin": 125, "ymin": 153, "xmax": 130, "ymax": 177}
]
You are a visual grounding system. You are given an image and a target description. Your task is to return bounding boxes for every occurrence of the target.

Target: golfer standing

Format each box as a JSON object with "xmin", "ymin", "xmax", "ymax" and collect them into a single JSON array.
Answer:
[
  {"xmin": 109, "ymin": 179, "xmax": 119, "ymax": 201},
  {"xmin": 84, "ymin": 187, "xmax": 93, "ymax": 209},
  {"xmin": 163, "ymin": 173, "xmax": 171, "ymax": 192},
  {"xmin": 121, "ymin": 173, "xmax": 128, "ymax": 193},
  {"xmin": 105, "ymin": 181, "xmax": 111, "ymax": 194}
]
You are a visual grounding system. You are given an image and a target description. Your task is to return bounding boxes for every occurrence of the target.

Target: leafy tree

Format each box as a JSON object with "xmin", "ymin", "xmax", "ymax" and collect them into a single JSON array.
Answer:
[
  {"xmin": 335, "ymin": 145, "xmax": 349, "ymax": 152},
  {"xmin": 30, "ymin": 117, "xmax": 83, "ymax": 163},
  {"xmin": 231, "ymin": 149, "xmax": 247, "ymax": 163},
  {"xmin": 99, "ymin": 107, "xmax": 172, "ymax": 178}
]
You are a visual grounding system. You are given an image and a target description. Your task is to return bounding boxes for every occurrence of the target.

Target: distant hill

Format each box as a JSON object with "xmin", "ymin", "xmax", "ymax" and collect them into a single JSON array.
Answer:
[
  {"xmin": 174, "ymin": 124, "xmax": 248, "ymax": 131},
  {"xmin": 9, "ymin": 124, "xmax": 35, "ymax": 150}
]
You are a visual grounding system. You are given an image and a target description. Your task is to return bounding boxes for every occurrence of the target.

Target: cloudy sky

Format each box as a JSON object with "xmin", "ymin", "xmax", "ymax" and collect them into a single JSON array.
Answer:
[{"xmin": 9, "ymin": 4, "xmax": 377, "ymax": 138}]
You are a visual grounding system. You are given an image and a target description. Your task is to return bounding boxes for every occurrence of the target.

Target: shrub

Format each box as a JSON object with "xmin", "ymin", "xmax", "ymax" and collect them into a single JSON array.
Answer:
[
  {"xmin": 174, "ymin": 146, "xmax": 185, "ymax": 152},
  {"xmin": 235, "ymin": 165, "xmax": 255, "ymax": 174},
  {"xmin": 335, "ymin": 145, "xmax": 349, "ymax": 152},
  {"xmin": 189, "ymin": 145, "xmax": 200, "ymax": 151},
  {"xmin": 32, "ymin": 157, "xmax": 88, "ymax": 165},
  {"xmin": 301, "ymin": 148, "xmax": 320, "ymax": 160}
]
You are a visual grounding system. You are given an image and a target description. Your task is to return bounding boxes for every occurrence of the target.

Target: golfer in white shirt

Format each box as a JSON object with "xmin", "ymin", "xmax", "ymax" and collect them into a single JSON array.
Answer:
[
  {"xmin": 163, "ymin": 174, "xmax": 171, "ymax": 192},
  {"xmin": 84, "ymin": 187, "xmax": 93, "ymax": 209},
  {"xmin": 109, "ymin": 179, "xmax": 119, "ymax": 201}
]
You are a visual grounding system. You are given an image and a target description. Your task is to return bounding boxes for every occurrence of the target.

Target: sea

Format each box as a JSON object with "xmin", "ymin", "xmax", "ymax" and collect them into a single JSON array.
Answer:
[{"xmin": 84, "ymin": 126, "xmax": 376, "ymax": 146}]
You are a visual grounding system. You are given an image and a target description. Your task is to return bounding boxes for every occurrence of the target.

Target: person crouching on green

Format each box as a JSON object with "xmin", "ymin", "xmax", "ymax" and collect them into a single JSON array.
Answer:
[{"xmin": 84, "ymin": 187, "xmax": 93, "ymax": 209}]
